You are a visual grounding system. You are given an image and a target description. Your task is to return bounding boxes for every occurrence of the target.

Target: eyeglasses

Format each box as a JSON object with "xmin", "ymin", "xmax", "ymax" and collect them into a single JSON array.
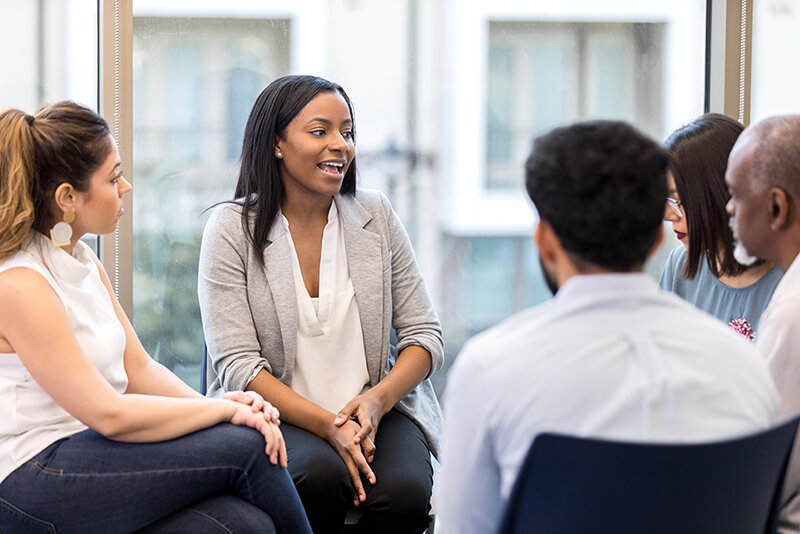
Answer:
[{"xmin": 666, "ymin": 197, "xmax": 683, "ymax": 218}]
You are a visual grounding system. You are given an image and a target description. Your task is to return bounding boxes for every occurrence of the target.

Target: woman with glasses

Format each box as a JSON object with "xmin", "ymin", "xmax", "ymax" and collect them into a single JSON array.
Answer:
[
  {"xmin": 660, "ymin": 113, "xmax": 782, "ymax": 340},
  {"xmin": 0, "ymin": 101, "xmax": 312, "ymax": 533}
]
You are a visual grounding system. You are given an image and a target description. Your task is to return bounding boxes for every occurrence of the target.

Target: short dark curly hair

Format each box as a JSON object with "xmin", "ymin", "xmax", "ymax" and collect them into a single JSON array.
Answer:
[{"xmin": 525, "ymin": 120, "xmax": 669, "ymax": 272}]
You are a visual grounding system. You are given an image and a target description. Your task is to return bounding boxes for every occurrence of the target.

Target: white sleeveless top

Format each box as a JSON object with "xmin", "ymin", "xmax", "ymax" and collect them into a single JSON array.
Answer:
[
  {"xmin": 284, "ymin": 203, "xmax": 370, "ymax": 413},
  {"xmin": 0, "ymin": 232, "xmax": 127, "ymax": 483}
]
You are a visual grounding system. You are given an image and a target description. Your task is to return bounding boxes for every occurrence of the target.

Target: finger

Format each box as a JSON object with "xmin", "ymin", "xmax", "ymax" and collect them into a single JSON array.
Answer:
[
  {"xmin": 354, "ymin": 422, "xmax": 372, "ymax": 444},
  {"xmin": 348, "ymin": 444, "xmax": 376, "ymax": 485},
  {"xmin": 268, "ymin": 405, "xmax": 280, "ymax": 424},
  {"xmin": 277, "ymin": 431, "xmax": 288, "ymax": 468},
  {"xmin": 334, "ymin": 401, "xmax": 357, "ymax": 426},
  {"xmin": 340, "ymin": 453, "xmax": 366, "ymax": 505},
  {"xmin": 361, "ymin": 434, "xmax": 377, "ymax": 460}
]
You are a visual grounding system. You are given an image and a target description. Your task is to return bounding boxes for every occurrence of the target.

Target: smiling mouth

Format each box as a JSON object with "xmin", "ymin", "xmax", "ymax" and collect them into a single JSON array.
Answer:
[
  {"xmin": 318, "ymin": 162, "xmax": 344, "ymax": 177},
  {"xmin": 674, "ymin": 230, "xmax": 687, "ymax": 240}
]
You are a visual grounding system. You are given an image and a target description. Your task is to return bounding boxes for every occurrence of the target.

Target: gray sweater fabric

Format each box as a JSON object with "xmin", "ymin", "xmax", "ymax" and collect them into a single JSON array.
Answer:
[{"xmin": 197, "ymin": 189, "xmax": 444, "ymax": 455}]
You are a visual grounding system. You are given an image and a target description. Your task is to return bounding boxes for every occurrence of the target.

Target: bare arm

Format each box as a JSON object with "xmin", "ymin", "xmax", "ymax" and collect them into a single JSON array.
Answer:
[{"xmin": 0, "ymin": 267, "xmax": 285, "ymax": 464}]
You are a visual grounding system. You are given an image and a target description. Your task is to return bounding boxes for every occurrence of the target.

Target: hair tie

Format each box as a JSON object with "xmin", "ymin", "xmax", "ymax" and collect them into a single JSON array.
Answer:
[{"xmin": 25, "ymin": 114, "xmax": 34, "ymax": 126}]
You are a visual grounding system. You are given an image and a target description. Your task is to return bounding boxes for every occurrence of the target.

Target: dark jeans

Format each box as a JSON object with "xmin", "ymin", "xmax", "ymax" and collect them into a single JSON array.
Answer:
[
  {"xmin": 283, "ymin": 409, "xmax": 433, "ymax": 534},
  {"xmin": 0, "ymin": 424, "xmax": 312, "ymax": 534}
]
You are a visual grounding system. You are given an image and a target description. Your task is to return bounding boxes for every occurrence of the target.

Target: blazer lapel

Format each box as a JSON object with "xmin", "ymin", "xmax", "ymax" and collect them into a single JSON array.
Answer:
[
  {"xmin": 336, "ymin": 195, "xmax": 385, "ymax": 384},
  {"xmin": 263, "ymin": 221, "xmax": 298, "ymax": 377}
]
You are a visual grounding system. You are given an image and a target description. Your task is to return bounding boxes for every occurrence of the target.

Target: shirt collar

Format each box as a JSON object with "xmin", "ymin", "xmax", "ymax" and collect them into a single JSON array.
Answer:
[{"xmin": 555, "ymin": 272, "xmax": 659, "ymax": 304}]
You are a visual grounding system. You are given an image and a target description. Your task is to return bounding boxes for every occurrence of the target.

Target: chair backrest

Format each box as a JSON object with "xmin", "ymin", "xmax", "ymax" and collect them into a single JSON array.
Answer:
[
  {"xmin": 497, "ymin": 416, "xmax": 800, "ymax": 534},
  {"xmin": 200, "ymin": 339, "xmax": 208, "ymax": 395}
]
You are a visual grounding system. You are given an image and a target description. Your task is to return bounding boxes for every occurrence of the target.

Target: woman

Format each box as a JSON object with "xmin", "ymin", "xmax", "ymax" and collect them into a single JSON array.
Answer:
[
  {"xmin": 0, "ymin": 101, "xmax": 312, "ymax": 533},
  {"xmin": 660, "ymin": 113, "xmax": 782, "ymax": 339},
  {"xmin": 198, "ymin": 75, "xmax": 443, "ymax": 534}
]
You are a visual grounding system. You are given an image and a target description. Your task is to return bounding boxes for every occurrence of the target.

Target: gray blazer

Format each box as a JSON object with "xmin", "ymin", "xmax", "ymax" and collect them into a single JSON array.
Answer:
[{"xmin": 198, "ymin": 189, "xmax": 444, "ymax": 455}]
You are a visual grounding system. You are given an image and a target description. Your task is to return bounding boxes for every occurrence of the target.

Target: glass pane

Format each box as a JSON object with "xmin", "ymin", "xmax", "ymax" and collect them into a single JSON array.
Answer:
[
  {"xmin": 132, "ymin": 12, "xmax": 290, "ymax": 388},
  {"xmin": 751, "ymin": 2, "xmax": 800, "ymax": 119},
  {"xmin": 0, "ymin": 0, "xmax": 99, "ymax": 250},
  {"xmin": 131, "ymin": 1, "xmax": 705, "ymax": 394}
]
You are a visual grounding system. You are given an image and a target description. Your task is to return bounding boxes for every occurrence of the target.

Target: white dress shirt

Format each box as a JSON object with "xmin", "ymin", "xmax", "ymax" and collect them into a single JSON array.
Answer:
[
  {"xmin": 756, "ymin": 252, "xmax": 800, "ymax": 533},
  {"xmin": 439, "ymin": 273, "xmax": 779, "ymax": 534},
  {"xmin": 284, "ymin": 202, "xmax": 370, "ymax": 414}
]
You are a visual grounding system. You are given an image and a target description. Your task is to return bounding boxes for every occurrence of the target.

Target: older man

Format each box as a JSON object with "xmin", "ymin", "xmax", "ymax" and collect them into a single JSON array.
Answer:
[{"xmin": 726, "ymin": 115, "xmax": 800, "ymax": 533}]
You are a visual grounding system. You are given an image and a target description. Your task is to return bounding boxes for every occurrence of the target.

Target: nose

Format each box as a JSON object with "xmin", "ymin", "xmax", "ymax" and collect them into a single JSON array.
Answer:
[
  {"xmin": 328, "ymin": 131, "xmax": 350, "ymax": 152},
  {"xmin": 119, "ymin": 176, "xmax": 132, "ymax": 196},
  {"xmin": 664, "ymin": 202, "xmax": 679, "ymax": 222},
  {"xmin": 725, "ymin": 197, "xmax": 735, "ymax": 216}
]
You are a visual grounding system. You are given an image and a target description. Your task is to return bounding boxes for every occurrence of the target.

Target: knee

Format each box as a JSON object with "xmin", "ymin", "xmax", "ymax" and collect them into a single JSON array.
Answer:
[
  {"xmin": 290, "ymin": 451, "xmax": 350, "ymax": 502},
  {"xmin": 373, "ymin": 474, "xmax": 432, "ymax": 520}
]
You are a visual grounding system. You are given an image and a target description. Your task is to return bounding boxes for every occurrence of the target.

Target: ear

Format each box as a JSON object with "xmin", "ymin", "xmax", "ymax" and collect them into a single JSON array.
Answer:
[
  {"xmin": 534, "ymin": 220, "xmax": 561, "ymax": 263},
  {"xmin": 646, "ymin": 225, "xmax": 665, "ymax": 259},
  {"xmin": 768, "ymin": 187, "xmax": 791, "ymax": 231},
  {"xmin": 274, "ymin": 135, "xmax": 283, "ymax": 159},
  {"xmin": 53, "ymin": 182, "xmax": 78, "ymax": 214}
]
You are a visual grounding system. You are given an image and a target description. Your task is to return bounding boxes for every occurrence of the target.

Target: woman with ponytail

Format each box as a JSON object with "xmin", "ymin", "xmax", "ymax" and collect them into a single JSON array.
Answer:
[{"xmin": 0, "ymin": 102, "xmax": 311, "ymax": 533}]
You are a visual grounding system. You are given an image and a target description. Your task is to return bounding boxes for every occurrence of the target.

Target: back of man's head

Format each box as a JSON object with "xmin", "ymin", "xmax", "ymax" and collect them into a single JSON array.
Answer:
[{"xmin": 525, "ymin": 121, "xmax": 669, "ymax": 272}]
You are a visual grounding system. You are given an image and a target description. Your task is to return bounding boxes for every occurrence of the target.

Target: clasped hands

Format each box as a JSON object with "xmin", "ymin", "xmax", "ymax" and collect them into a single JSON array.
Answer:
[
  {"xmin": 329, "ymin": 392, "xmax": 386, "ymax": 506},
  {"xmin": 224, "ymin": 390, "xmax": 286, "ymax": 467}
]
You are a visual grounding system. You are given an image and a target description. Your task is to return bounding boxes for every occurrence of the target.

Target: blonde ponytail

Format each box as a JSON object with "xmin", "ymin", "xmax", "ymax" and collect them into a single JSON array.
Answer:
[{"xmin": 0, "ymin": 109, "xmax": 36, "ymax": 261}]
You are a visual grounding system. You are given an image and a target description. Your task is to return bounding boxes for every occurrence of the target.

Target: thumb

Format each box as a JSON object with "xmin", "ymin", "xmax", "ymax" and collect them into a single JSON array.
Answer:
[{"xmin": 334, "ymin": 401, "xmax": 357, "ymax": 426}]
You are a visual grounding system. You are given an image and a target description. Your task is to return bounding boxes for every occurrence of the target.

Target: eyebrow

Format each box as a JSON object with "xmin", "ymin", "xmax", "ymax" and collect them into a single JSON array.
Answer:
[
  {"xmin": 108, "ymin": 162, "xmax": 121, "ymax": 175},
  {"xmin": 306, "ymin": 118, "xmax": 353, "ymax": 126}
]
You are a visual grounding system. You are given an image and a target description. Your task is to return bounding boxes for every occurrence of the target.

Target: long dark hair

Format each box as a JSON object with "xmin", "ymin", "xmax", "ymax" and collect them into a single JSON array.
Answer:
[
  {"xmin": 0, "ymin": 101, "xmax": 110, "ymax": 260},
  {"xmin": 665, "ymin": 113, "xmax": 746, "ymax": 279},
  {"xmin": 234, "ymin": 75, "xmax": 357, "ymax": 260}
]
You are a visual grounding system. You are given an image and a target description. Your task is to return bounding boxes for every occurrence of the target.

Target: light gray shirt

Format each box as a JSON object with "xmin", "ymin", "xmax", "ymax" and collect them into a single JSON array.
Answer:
[
  {"xmin": 198, "ymin": 189, "xmax": 444, "ymax": 455},
  {"xmin": 439, "ymin": 273, "xmax": 778, "ymax": 534}
]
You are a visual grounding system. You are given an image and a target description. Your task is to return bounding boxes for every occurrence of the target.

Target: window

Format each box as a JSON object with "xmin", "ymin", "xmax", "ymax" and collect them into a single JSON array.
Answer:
[
  {"xmin": 123, "ymin": 1, "xmax": 705, "ymax": 393},
  {"xmin": 132, "ymin": 13, "xmax": 290, "ymax": 386},
  {"xmin": 487, "ymin": 22, "xmax": 664, "ymax": 188}
]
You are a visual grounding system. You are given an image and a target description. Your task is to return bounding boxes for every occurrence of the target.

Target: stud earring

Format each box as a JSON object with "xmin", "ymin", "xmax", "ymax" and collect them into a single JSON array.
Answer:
[
  {"xmin": 50, "ymin": 210, "xmax": 75, "ymax": 248},
  {"xmin": 275, "ymin": 149, "xmax": 282, "ymax": 158}
]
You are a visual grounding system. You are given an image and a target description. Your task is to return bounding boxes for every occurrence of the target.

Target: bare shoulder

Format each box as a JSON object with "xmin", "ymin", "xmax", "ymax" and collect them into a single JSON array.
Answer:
[{"xmin": 0, "ymin": 266, "xmax": 63, "ymax": 351}]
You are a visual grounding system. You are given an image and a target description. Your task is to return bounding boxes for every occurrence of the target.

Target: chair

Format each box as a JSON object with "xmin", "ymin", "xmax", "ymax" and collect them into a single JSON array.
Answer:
[{"xmin": 497, "ymin": 416, "xmax": 800, "ymax": 534}]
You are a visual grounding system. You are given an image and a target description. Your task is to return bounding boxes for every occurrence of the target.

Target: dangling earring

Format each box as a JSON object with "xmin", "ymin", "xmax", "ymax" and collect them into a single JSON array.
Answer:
[{"xmin": 50, "ymin": 210, "xmax": 75, "ymax": 248}]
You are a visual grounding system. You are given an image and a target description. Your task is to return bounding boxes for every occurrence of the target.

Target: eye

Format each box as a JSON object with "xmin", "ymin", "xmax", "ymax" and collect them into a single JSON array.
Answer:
[
  {"xmin": 310, "ymin": 129, "xmax": 325, "ymax": 137},
  {"xmin": 111, "ymin": 171, "xmax": 123, "ymax": 184},
  {"xmin": 342, "ymin": 131, "xmax": 354, "ymax": 139}
]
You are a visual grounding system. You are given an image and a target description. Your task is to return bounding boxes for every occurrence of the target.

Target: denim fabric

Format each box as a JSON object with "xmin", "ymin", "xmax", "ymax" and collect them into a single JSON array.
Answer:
[
  {"xmin": 283, "ymin": 409, "xmax": 433, "ymax": 534},
  {"xmin": 0, "ymin": 424, "xmax": 312, "ymax": 534}
]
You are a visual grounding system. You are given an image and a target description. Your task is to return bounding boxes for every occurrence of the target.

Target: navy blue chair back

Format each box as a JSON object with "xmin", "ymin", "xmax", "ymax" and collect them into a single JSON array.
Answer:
[
  {"xmin": 200, "ymin": 339, "xmax": 208, "ymax": 395},
  {"xmin": 497, "ymin": 416, "xmax": 800, "ymax": 534}
]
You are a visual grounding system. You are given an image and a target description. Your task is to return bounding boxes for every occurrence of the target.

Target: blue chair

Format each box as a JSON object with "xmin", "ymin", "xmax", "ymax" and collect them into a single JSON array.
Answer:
[{"xmin": 497, "ymin": 417, "xmax": 800, "ymax": 534}]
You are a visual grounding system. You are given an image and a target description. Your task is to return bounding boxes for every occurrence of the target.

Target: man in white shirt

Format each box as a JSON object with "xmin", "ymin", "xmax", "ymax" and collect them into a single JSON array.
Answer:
[
  {"xmin": 726, "ymin": 115, "xmax": 800, "ymax": 533},
  {"xmin": 438, "ymin": 120, "xmax": 780, "ymax": 534}
]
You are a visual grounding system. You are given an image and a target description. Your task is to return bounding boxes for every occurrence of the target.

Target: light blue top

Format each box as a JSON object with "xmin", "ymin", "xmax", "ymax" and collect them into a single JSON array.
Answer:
[{"xmin": 658, "ymin": 245, "xmax": 782, "ymax": 339}]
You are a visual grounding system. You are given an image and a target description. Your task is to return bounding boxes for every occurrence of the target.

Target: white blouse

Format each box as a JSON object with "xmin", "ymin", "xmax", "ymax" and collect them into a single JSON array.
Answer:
[
  {"xmin": 0, "ymin": 232, "xmax": 127, "ymax": 483},
  {"xmin": 284, "ymin": 202, "xmax": 370, "ymax": 414}
]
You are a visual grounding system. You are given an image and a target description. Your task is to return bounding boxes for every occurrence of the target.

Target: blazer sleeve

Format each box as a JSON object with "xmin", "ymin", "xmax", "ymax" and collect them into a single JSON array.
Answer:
[
  {"xmin": 197, "ymin": 204, "xmax": 270, "ymax": 392},
  {"xmin": 380, "ymin": 193, "xmax": 445, "ymax": 374}
]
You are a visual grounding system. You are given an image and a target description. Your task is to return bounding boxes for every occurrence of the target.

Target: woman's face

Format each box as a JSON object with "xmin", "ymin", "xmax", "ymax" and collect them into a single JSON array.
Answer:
[
  {"xmin": 664, "ymin": 171, "xmax": 688, "ymax": 250},
  {"xmin": 275, "ymin": 91, "xmax": 355, "ymax": 202},
  {"xmin": 72, "ymin": 135, "xmax": 131, "ymax": 238}
]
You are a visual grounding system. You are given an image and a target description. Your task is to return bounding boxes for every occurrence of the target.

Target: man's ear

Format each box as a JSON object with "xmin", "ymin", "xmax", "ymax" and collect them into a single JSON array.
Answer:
[
  {"xmin": 53, "ymin": 182, "xmax": 78, "ymax": 214},
  {"xmin": 535, "ymin": 220, "xmax": 560, "ymax": 263},
  {"xmin": 768, "ymin": 187, "xmax": 791, "ymax": 231},
  {"xmin": 646, "ymin": 225, "xmax": 665, "ymax": 259}
]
